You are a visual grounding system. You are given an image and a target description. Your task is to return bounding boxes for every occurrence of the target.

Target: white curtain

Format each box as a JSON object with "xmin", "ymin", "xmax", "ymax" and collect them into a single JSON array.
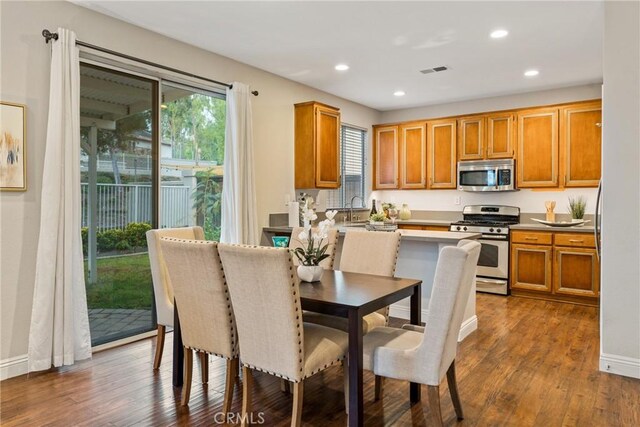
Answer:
[
  {"xmin": 28, "ymin": 28, "xmax": 92, "ymax": 371},
  {"xmin": 220, "ymin": 82, "xmax": 259, "ymax": 245}
]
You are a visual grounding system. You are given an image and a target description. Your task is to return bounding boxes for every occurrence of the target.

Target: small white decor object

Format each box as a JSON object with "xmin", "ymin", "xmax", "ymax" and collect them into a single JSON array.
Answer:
[
  {"xmin": 291, "ymin": 208, "xmax": 337, "ymax": 282},
  {"xmin": 531, "ymin": 218, "xmax": 590, "ymax": 228},
  {"xmin": 297, "ymin": 265, "xmax": 324, "ymax": 282}
]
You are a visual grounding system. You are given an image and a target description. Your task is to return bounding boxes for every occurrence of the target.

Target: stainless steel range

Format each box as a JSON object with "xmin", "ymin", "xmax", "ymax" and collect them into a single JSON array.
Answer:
[{"xmin": 449, "ymin": 205, "xmax": 520, "ymax": 295}]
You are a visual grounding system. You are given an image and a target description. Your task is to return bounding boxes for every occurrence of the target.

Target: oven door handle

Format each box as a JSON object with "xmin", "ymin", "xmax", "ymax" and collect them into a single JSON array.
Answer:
[
  {"xmin": 476, "ymin": 277, "xmax": 508, "ymax": 285},
  {"xmin": 479, "ymin": 234, "xmax": 509, "ymax": 240}
]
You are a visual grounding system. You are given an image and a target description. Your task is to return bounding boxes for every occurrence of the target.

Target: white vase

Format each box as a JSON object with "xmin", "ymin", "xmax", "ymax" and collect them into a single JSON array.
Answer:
[
  {"xmin": 399, "ymin": 204, "xmax": 412, "ymax": 220},
  {"xmin": 297, "ymin": 265, "xmax": 324, "ymax": 282}
]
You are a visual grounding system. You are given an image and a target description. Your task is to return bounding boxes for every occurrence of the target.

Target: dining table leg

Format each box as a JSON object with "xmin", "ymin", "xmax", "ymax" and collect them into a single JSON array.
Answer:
[
  {"xmin": 172, "ymin": 300, "xmax": 184, "ymax": 387},
  {"xmin": 348, "ymin": 308, "xmax": 364, "ymax": 427},
  {"xmin": 409, "ymin": 284, "xmax": 422, "ymax": 403}
]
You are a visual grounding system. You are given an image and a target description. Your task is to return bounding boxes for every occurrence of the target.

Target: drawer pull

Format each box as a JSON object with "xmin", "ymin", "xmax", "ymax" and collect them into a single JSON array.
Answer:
[
  {"xmin": 569, "ymin": 239, "xmax": 584, "ymax": 243},
  {"xmin": 524, "ymin": 237, "xmax": 538, "ymax": 241}
]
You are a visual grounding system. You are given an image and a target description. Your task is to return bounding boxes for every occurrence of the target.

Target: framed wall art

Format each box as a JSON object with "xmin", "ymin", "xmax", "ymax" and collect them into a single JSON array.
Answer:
[{"xmin": 0, "ymin": 101, "xmax": 27, "ymax": 191}]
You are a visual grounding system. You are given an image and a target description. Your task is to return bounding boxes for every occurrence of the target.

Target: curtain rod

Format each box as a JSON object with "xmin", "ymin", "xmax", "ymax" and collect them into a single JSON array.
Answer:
[{"xmin": 42, "ymin": 29, "xmax": 259, "ymax": 96}]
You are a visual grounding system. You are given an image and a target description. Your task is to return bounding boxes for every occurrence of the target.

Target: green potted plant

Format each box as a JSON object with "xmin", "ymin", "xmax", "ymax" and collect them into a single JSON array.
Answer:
[
  {"xmin": 568, "ymin": 196, "xmax": 587, "ymax": 222},
  {"xmin": 369, "ymin": 212, "xmax": 387, "ymax": 225}
]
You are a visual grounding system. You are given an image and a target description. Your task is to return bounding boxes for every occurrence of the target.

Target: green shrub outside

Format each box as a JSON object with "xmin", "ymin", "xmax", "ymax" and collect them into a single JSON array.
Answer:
[
  {"xmin": 124, "ymin": 222, "xmax": 152, "ymax": 249},
  {"xmin": 82, "ymin": 222, "xmax": 151, "ymax": 254}
]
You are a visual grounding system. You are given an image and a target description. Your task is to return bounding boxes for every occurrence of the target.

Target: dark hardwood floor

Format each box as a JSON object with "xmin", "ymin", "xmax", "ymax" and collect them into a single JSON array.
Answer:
[{"xmin": 2, "ymin": 294, "xmax": 639, "ymax": 426}]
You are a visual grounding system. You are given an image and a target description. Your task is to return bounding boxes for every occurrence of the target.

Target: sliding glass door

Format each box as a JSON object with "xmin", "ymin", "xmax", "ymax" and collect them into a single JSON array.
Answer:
[
  {"xmin": 79, "ymin": 62, "xmax": 226, "ymax": 346},
  {"xmin": 160, "ymin": 82, "xmax": 226, "ymax": 240},
  {"xmin": 80, "ymin": 63, "xmax": 157, "ymax": 346}
]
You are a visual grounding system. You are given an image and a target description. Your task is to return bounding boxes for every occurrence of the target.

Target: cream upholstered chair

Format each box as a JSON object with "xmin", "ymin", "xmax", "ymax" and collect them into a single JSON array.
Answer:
[
  {"xmin": 288, "ymin": 226, "xmax": 339, "ymax": 269},
  {"xmin": 146, "ymin": 227, "xmax": 209, "ymax": 375},
  {"xmin": 217, "ymin": 244, "xmax": 349, "ymax": 427},
  {"xmin": 304, "ymin": 230, "xmax": 402, "ymax": 334},
  {"xmin": 362, "ymin": 240, "xmax": 481, "ymax": 426},
  {"xmin": 159, "ymin": 237, "xmax": 239, "ymax": 409}
]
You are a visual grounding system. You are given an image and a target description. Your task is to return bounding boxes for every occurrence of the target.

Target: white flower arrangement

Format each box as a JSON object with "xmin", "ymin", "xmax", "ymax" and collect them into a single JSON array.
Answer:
[{"xmin": 293, "ymin": 209, "xmax": 338, "ymax": 266}]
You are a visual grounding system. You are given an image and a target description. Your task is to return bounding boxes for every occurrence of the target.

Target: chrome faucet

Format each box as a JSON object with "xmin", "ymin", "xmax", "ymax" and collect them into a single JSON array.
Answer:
[{"xmin": 347, "ymin": 195, "xmax": 365, "ymax": 222}]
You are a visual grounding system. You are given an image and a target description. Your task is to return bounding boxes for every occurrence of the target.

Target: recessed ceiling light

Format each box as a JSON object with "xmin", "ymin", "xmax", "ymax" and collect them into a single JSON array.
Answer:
[
  {"xmin": 394, "ymin": 91, "xmax": 406, "ymax": 97},
  {"xmin": 335, "ymin": 64, "xmax": 349, "ymax": 71},
  {"xmin": 524, "ymin": 69, "xmax": 540, "ymax": 77},
  {"xmin": 490, "ymin": 29, "xmax": 509, "ymax": 39}
]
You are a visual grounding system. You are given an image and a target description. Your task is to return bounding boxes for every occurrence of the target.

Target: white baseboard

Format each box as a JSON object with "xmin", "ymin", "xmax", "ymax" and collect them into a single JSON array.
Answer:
[
  {"xmin": 388, "ymin": 306, "xmax": 478, "ymax": 342},
  {"xmin": 1, "ymin": 354, "xmax": 28, "ymax": 381},
  {"xmin": 599, "ymin": 353, "xmax": 640, "ymax": 379}
]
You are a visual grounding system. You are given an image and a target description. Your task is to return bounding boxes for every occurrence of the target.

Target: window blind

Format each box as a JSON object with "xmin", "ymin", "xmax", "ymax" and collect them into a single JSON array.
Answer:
[{"xmin": 326, "ymin": 125, "xmax": 366, "ymax": 209}]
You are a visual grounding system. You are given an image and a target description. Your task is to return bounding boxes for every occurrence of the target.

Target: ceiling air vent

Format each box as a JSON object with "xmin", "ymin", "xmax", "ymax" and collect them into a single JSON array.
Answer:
[{"xmin": 420, "ymin": 66, "xmax": 448, "ymax": 74}]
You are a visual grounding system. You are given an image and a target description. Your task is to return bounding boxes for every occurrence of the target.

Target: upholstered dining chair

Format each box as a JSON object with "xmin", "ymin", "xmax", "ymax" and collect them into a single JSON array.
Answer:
[
  {"xmin": 288, "ymin": 226, "xmax": 339, "ymax": 269},
  {"xmin": 361, "ymin": 240, "xmax": 481, "ymax": 427},
  {"xmin": 218, "ymin": 244, "xmax": 349, "ymax": 427},
  {"xmin": 159, "ymin": 237, "xmax": 239, "ymax": 409},
  {"xmin": 146, "ymin": 227, "xmax": 210, "ymax": 377},
  {"xmin": 303, "ymin": 230, "xmax": 402, "ymax": 334}
]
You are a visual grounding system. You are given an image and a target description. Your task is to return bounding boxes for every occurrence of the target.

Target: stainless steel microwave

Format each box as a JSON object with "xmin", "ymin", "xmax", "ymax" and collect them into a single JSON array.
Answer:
[{"xmin": 458, "ymin": 159, "xmax": 517, "ymax": 192}]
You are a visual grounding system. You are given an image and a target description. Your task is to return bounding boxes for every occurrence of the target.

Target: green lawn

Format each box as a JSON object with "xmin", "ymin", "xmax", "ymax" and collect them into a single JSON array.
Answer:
[{"xmin": 85, "ymin": 253, "xmax": 153, "ymax": 310}]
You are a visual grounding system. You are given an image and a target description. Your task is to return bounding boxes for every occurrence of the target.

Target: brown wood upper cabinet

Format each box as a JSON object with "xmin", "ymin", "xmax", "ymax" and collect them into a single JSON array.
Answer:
[
  {"xmin": 373, "ymin": 125, "xmax": 399, "ymax": 189},
  {"xmin": 427, "ymin": 119, "xmax": 457, "ymax": 189},
  {"xmin": 458, "ymin": 113, "xmax": 515, "ymax": 161},
  {"xmin": 458, "ymin": 116, "xmax": 484, "ymax": 160},
  {"xmin": 560, "ymin": 101, "xmax": 602, "ymax": 187},
  {"xmin": 486, "ymin": 113, "xmax": 515, "ymax": 158},
  {"xmin": 517, "ymin": 107, "xmax": 559, "ymax": 188},
  {"xmin": 294, "ymin": 101, "xmax": 341, "ymax": 189},
  {"xmin": 399, "ymin": 122, "xmax": 427, "ymax": 189}
]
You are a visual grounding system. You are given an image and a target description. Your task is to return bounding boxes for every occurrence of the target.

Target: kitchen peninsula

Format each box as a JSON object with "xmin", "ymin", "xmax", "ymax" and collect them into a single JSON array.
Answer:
[{"xmin": 262, "ymin": 226, "xmax": 481, "ymax": 340}]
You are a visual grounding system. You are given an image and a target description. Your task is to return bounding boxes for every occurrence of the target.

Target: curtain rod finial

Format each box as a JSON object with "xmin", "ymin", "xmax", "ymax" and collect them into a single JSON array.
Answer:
[
  {"xmin": 42, "ymin": 29, "xmax": 58, "ymax": 44},
  {"xmin": 251, "ymin": 90, "xmax": 259, "ymax": 96}
]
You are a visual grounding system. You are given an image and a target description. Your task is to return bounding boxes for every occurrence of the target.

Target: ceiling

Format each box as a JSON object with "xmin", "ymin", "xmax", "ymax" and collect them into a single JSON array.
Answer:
[{"xmin": 75, "ymin": 1, "xmax": 604, "ymax": 111}]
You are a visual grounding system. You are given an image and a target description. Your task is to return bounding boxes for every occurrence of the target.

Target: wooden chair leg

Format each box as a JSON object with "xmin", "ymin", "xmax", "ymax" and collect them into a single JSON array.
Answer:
[
  {"xmin": 241, "ymin": 366, "xmax": 253, "ymax": 427},
  {"xmin": 199, "ymin": 352, "xmax": 208, "ymax": 385},
  {"xmin": 181, "ymin": 347, "xmax": 193, "ymax": 406},
  {"xmin": 342, "ymin": 361, "xmax": 349, "ymax": 414},
  {"xmin": 291, "ymin": 381, "xmax": 304, "ymax": 427},
  {"xmin": 280, "ymin": 378, "xmax": 291, "ymax": 393},
  {"xmin": 153, "ymin": 324, "xmax": 166, "ymax": 370},
  {"xmin": 427, "ymin": 385, "xmax": 443, "ymax": 427},
  {"xmin": 446, "ymin": 361, "xmax": 464, "ymax": 420},
  {"xmin": 374, "ymin": 375, "xmax": 384, "ymax": 401},
  {"xmin": 223, "ymin": 358, "xmax": 238, "ymax": 415}
]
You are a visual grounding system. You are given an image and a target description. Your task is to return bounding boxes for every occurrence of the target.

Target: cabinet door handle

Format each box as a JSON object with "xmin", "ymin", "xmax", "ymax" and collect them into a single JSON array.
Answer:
[
  {"xmin": 569, "ymin": 239, "xmax": 583, "ymax": 243},
  {"xmin": 524, "ymin": 237, "xmax": 538, "ymax": 241}
]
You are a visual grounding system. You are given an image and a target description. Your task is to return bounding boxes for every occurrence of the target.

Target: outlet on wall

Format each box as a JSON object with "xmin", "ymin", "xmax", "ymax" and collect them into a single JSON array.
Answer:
[{"xmin": 454, "ymin": 196, "xmax": 461, "ymax": 205}]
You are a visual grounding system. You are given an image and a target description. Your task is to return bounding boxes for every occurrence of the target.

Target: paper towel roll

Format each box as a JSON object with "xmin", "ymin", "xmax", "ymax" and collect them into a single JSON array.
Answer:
[{"xmin": 288, "ymin": 202, "xmax": 300, "ymax": 227}]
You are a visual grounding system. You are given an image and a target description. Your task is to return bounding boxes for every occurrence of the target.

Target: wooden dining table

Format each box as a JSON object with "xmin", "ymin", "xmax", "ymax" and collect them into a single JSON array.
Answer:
[{"xmin": 172, "ymin": 270, "xmax": 422, "ymax": 427}]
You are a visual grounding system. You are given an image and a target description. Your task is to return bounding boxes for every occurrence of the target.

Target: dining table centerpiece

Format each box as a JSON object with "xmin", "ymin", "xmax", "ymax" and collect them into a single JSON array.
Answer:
[{"xmin": 292, "ymin": 208, "xmax": 338, "ymax": 282}]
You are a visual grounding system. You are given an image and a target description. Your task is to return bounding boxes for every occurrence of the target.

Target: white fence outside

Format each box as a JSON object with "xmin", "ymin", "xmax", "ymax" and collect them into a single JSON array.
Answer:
[{"xmin": 81, "ymin": 183, "xmax": 193, "ymax": 231}]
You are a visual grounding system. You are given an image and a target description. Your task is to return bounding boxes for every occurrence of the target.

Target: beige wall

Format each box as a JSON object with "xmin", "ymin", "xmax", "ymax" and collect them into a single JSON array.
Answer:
[
  {"xmin": 0, "ymin": 1, "xmax": 381, "ymax": 363},
  {"xmin": 600, "ymin": 0, "xmax": 640, "ymax": 378}
]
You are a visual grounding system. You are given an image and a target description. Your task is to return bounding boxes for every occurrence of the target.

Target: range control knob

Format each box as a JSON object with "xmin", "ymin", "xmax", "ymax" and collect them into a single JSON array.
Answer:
[
  {"xmin": 497, "ymin": 228, "xmax": 502, "ymax": 233},
  {"xmin": 456, "ymin": 226, "xmax": 461, "ymax": 231},
  {"xmin": 489, "ymin": 227, "xmax": 495, "ymax": 232},
  {"xmin": 463, "ymin": 226, "xmax": 468, "ymax": 231}
]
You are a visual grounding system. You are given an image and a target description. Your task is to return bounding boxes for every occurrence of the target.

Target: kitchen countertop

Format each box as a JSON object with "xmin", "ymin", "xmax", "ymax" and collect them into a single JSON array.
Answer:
[
  {"xmin": 263, "ymin": 226, "xmax": 480, "ymax": 243},
  {"xmin": 510, "ymin": 223, "xmax": 595, "ymax": 233}
]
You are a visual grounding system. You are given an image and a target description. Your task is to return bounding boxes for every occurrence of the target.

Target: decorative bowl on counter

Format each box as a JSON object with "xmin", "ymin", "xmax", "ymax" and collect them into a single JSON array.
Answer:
[{"xmin": 531, "ymin": 218, "xmax": 591, "ymax": 227}]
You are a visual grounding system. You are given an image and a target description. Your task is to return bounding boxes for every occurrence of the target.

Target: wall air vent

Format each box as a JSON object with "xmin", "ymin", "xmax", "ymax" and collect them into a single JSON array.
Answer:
[{"xmin": 420, "ymin": 66, "xmax": 448, "ymax": 74}]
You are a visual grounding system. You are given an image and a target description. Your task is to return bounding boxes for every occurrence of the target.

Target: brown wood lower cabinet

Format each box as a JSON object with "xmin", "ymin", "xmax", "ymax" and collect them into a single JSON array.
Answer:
[{"xmin": 510, "ymin": 231, "xmax": 599, "ymax": 306}]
